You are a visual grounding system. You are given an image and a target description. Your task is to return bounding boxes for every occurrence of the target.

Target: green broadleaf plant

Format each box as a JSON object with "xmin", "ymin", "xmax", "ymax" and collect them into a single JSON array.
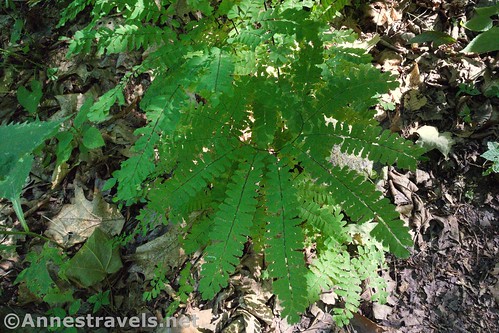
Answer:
[
  {"xmin": 14, "ymin": 243, "xmax": 66, "ymax": 300},
  {"xmin": 58, "ymin": 0, "xmax": 425, "ymax": 325},
  {"xmin": 481, "ymin": 141, "xmax": 499, "ymax": 175},
  {"xmin": 88, "ymin": 290, "xmax": 111, "ymax": 313},
  {"xmin": 17, "ymin": 79, "xmax": 43, "ymax": 114},
  {"xmin": 461, "ymin": 4, "xmax": 499, "ymax": 53},
  {"xmin": 61, "ymin": 228, "xmax": 123, "ymax": 288},
  {"xmin": 55, "ymin": 98, "xmax": 106, "ymax": 166},
  {"xmin": 408, "ymin": 31, "xmax": 456, "ymax": 48},
  {"xmin": 0, "ymin": 120, "xmax": 62, "ymax": 231},
  {"xmin": 462, "ymin": 26, "xmax": 499, "ymax": 53},
  {"xmin": 462, "ymin": 4, "xmax": 499, "ymax": 32}
]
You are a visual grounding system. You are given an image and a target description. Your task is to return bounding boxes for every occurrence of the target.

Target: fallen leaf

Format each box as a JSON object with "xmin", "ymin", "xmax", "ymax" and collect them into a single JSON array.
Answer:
[
  {"xmin": 185, "ymin": 308, "xmax": 216, "ymax": 332},
  {"xmin": 373, "ymin": 303, "xmax": 392, "ymax": 320},
  {"xmin": 63, "ymin": 228, "xmax": 122, "ymax": 287},
  {"xmin": 240, "ymin": 294, "xmax": 274, "ymax": 325},
  {"xmin": 128, "ymin": 224, "xmax": 185, "ymax": 280},
  {"xmin": 406, "ymin": 64, "xmax": 422, "ymax": 88},
  {"xmin": 403, "ymin": 90, "xmax": 427, "ymax": 111},
  {"xmin": 45, "ymin": 186, "xmax": 124, "ymax": 247},
  {"xmin": 416, "ymin": 125, "xmax": 455, "ymax": 157}
]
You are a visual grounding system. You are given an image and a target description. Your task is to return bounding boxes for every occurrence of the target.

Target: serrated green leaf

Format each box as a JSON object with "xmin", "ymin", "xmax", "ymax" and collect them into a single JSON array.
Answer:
[
  {"xmin": 0, "ymin": 120, "xmax": 62, "ymax": 231},
  {"xmin": 69, "ymin": 299, "xmax": 81, "ymax": 315},
  {"xmin": 0, "ymin": 120, "xmax": 62, "ymax": 165},
  {"xmin": 73, "ymin": 98, "xmax": 93, "ymax": 129},
  {"xmin": 14, "ymin": 244, "xmax": 65, "ymax": 297},
  {"xmin": 43, "ymin": 290, "xmax": 75, "ymax": 305},
  {"xmin": 87, "ymin": 86, "xmax": 125, "ymax": 122}
]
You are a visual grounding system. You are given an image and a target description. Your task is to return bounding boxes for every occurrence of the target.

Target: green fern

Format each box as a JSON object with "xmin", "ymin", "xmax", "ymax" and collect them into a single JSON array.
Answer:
[
  {"xmin": 60, "ymin": 0, "xmax": 425, "ymax": 324},
  {"xmin": 199, "ymin": 150, "xmax": 264, "ymax": 298},
  {"xmin": 263, "ymin": 156, "xmax": 309, "ymax": 323}
]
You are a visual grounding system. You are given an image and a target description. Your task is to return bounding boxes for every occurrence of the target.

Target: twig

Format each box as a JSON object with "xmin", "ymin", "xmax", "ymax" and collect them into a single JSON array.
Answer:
[{"xmin": 0, "ymin": 229, "xmax": 65, "ymax": 249}]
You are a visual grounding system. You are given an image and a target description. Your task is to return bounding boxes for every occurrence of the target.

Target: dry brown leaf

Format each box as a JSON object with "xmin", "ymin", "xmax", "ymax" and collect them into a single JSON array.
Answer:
[
  {"xmin": 406, "ymin": 64, "xmax": 422, "ymax": 88},
  {"xmin": 403, "ymin": 90, "xmax": 427, "ymax": 111},
  {"xmin": 128, "ymin": 224, "xmax": 185, "ymax": 280},
  {"xmin": 369, "ymin": 2, "xmax": 402, "ymax": 26},
  {"xmin": 185, "ymin": 308, "xmax": 216, "ymax": 332},
  {"xmin": 45, "ymin": 187, "xmax": 124, "ymax": 247},
  {"xmin": 240, "ymin": 294, "xmax": 274, "ymax": 325}
]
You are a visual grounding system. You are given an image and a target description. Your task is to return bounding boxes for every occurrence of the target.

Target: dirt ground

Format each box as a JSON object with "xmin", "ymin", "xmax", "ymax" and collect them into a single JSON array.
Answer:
[{"xmin": 0, "ymin": 0, "xmax": 497, "ymax": 332}]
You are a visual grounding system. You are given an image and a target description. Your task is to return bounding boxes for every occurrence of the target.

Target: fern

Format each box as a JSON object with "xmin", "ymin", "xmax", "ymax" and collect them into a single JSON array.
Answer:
[
  {"xmin": 307, "ymin": 247, "xmax": 363, "ymax": 326},
  {"xmin": 263, "ymin": 156, "xmax": 309, "ymax": 323},
  {"xmin": 199, "ymin": 150, "xmax": 264, "ymax": 299},
  {"xmin": 315, "ymin": 0, "xmax": 351, "ymax": 22},
  {"xmin": 61, "ymin": 0, "xmax": 426, "ymax": 324}
]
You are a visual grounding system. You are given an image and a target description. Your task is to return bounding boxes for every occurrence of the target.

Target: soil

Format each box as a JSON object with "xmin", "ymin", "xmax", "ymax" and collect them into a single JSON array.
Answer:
[{"xmin": 0, "ymin": 1, "xmax": 497, "ymax": 332}]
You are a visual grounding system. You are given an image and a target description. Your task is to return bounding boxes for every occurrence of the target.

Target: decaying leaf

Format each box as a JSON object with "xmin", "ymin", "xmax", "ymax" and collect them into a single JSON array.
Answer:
[
  {"xmin": 403, "ymin": 90, "xmax": 428, "ymax": 111},
  {"xmin": 128, "ymin": 224, "xmax": 185, "ymax": 280},
  {"xmin": 416, "ymin": 125, "xmax": 455, "ymax": 157},
  {"xmin": 240, "ymin": 294, "xmax": 274, "ymax": 326},
  {"xmin": 406, "ymin": 63, "xmax": 422, "ymax": 88},
  {"xmin": 186, "ymin": 308, "xmax": 215, "ymax": 331},
  {"xmin": 45, "ymin": 186, "xmax": 124, "ymax": 247}
]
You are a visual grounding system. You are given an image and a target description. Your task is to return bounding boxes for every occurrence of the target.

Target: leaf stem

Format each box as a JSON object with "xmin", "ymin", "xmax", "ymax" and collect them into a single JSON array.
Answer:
[{"xmin": 0, "ymin": 229, "xmax": 65, "ymax": 249}]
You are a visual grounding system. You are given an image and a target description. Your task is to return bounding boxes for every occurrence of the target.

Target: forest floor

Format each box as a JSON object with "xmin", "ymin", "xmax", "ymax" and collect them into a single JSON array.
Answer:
[{"xmin": 0, "ymin": 0, "xmax": 498, "ymax": 332}]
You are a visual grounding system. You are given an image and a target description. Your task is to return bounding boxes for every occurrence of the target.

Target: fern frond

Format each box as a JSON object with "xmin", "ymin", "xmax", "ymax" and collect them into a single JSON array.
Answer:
[
  {"xmin": 315, "ymin": 0, "xmax": 351, "ymax": 22},
  {"xmin": 109, "ymin": 68, "xmax": 192, "ymax": 204},
  {"xmin": 187, "ymin": 0, "xmax": 213, "ymax": 15},
  {"xmin": 65, "ymin": 0, "xmax": 424, "ymax": 324},
  {"xmin": 87, "ymin": 77, "xmax": 128, "ymax": 122},
  {"xmin": 325, "ymin": 46, "xmax": 373, "ymax": 68},
  {"xmin": 291, "ymin": 143, "xmax": 412, "ymax": 257},
  {"xmin": 264, "ymin": 156, "xmax": 308, "ymax": 323},
  {"xmin": 126, "ymin": 0, "xmax": 167, "ymax": 23},
  {"xmin": 315, "ymin": 64, "xmax": 398, "ymax": 119},
  {"xmin": 309, "ymin": 248, "xmax": 362, "ymax": 326},
  {"xmin": 190, "ymin": 47, "xmax": 235, "ymax": 105},
  {"xmin": 198, "ymin": 150, "xmax": 264, "ymax": 299},
  {"xmin": 101, "ymin": 25, "xmax": 176, "ymax": 54},
  {"xmin": 250, "ymin": 79, "xmax": 280, "ymax": 149},
  {"xmin": 148, "ymin": 140, "xmax": 239, "ymax": 220},
  {"xmin": 183, "ymin": 212, "xmax": 215, "ymax": 254},
  {"xmin": 299, "ymin": 200, "xmax": 349, "ymax": 246},
  {"xmin": 57, "ymin": 0, "xmax": 92, "ymax": 27},
  {"xmin": 302, "ymin": 121, "xmax": 424, "ymax": 170},
  {"xmin": 351, "ymin": 244, "xmax": 388, "ymax": 303}
]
